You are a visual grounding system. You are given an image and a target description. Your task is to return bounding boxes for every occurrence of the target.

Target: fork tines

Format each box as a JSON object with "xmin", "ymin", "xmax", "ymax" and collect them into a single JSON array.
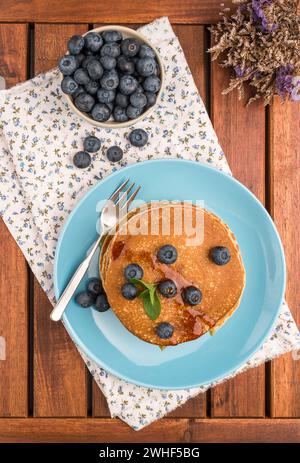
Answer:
[{"xmin": 110, "ymin": 179, "xmax": 140, "ymax": 212}]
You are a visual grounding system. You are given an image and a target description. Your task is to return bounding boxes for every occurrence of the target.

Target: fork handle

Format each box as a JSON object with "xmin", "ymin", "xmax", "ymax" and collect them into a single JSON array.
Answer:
[{"xmin": 50, "ymin": 234, "xmax": 103, "ymax": 322}]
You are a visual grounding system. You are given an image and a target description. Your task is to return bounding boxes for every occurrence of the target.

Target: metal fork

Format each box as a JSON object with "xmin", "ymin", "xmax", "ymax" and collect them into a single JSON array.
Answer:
[{"xmin": 50, "ymin": 179, "xmax": 140, "ymax": 322}]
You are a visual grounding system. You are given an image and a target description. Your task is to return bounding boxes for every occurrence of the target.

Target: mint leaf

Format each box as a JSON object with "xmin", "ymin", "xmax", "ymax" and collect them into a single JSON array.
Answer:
[
  {"xmin": 140, "ymin": 291, "xmax": 161, "ymax": 320},
  {"xmin": 149, "ymin": 285, "xmax": 156, "ymax": 305},
  {"xmin": 130, "ymin": 278, "xmax": 161, "ymax": 320},
  {"xmin": 139, "ymin": 289, "xmax": 149, "ymax": 298}
]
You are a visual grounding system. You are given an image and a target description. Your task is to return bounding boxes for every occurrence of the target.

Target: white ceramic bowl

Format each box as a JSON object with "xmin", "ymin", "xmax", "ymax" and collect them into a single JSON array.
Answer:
[{"xmin": 61, "ymin": 25, "xmax": 165, "ymax": 129}]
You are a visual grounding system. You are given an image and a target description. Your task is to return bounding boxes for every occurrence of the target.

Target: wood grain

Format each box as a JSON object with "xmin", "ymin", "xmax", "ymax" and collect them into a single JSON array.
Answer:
[
  {"xmin": 173, "ymin": 25, "xmax": 206, "ymax": 104},
  {"xmin": 0, "ymin": 23, "xmax": 29, "ymax": 417},
  {"xmin": 0, "ymin": 1, "xmax": 234, "ymax": 24},
  {"xmin": 210, "ymin": 57, "xmax": 266, "ymax": 417},
  {"xmin": 0, "ymin": 418, "xmax": 300, "ymax": 443},
  {"xmin": 269, "ymin": 97, "xmax": 300, "ymax": 417},
  {"xmin": 33, "ymin": 24, "xmax": 88, "ymax": 417}
]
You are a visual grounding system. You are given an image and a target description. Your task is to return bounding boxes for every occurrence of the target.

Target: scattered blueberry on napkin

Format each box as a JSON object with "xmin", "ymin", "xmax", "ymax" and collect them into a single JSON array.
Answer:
[{"xmin": 0, "ymin": 17, "xmax": 299, "ymax": 430}]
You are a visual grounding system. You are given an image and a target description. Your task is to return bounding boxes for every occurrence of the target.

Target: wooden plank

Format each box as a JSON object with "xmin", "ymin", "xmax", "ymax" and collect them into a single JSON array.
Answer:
[
  {"xmin": 269, "ymin": 98, "xmax": 300, "ymax": 417},
  {"xmin": 0, "ymin": 418, "xmax": 300, "ymax": 443},
  {"xmin": 210, "ymin": 55, "xmax": 266, "ymax": 417},
  {"xmin": 0, "ymin": 23, "xmax": 29, "ymax": 417},
  {"xmin": 173, "ymin": 25, "xmax": 206, "ymax": 103},
  {"xmin": 170, "ymin": 24, "xmax": 207, "ymax": 418},
  {"xmin": 33, "ymin": 24, "xmax": 88, "ymax": 417},
  {"xmin": 0, "ymin": 1, "xmax": 234, "ymax": 24},
  {"xmin": 92, "ymin": 385, "xmax": 111, "ymax": 417}
]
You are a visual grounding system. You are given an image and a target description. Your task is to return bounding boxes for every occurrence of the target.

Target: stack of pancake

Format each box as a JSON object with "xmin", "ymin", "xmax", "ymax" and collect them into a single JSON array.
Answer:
[{"xmin": 100, "ymin": 202, "xmax": 245, "ymax": 346}]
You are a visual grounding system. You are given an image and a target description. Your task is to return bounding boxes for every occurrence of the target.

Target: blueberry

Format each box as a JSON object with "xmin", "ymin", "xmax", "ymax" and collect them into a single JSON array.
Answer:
[
  {"xmin": 61, "ymin": 76, "xmax": 79, "ymax": 95},
  {"xmin": 145, "ymin": 91, "xmax": 156, "ymax": 107},
  {"xmin": 130, "ymin": 91, "xmax": 147, "ymax": 109},
  {"xmin": 158, "ymin": 279, "xmax": 177, "ymax": 298},
  {"xmin": 84, "ymin": 32, "xmax": 103, "ymax": 52},
  {"xmin": 126, "ymin": 105, "xmax": 142, "ymax": 120},
  {"xmin": 87, "ymin": 277, "xmax": 103, "ymax": 296},
  {"xmin": 136, "ymin": 57, "xmax": 157, "ymax": 77},
  {"xmin": 139, "ymin": 44, "xmax": 156, "ymax": 59},
  {"xmin": 121, "ymin": 283, "xmax": 137, "ymax": 300},
  {"xmin": 94, "ymin": 293, "xmax": 110, "ymax": 312},
  {"xmin": 74, "ymin": 68, "xmax": 90, "ymax": 85},
  {"xmin": 106, "ymin": 146, "xmax": 123, "ymax": 162},
  {"xmin": 87, "ymin": 59, "xmax": 104, "ymax": 80},
  {"xmin": 84, "ymin": 80, "xmax": 99, "ymax": 95},
  {"xmin": 82, "ymin": 55, "xmax": 95, "ymax": 69},
  {"xmin": 101, "ymin": 71, "xmax": 119, "ymax": 90},
  {"xmin": 129, "ymin": 128, "xmax": 148, "ymax": 147},
  {"xmin": 75, "ymin": 291, "xmax": 95, "ymax": 308},
  {"xmin": 113, "ymin": 106, "xmax": 128, "ymax": 122},
  {"xmin": 119, "ymin": 75, "xmax": 138, "ymax": 95},
  {"xmin": 97, "ymin": 88, "xmax": 115, "ymax": 104},
  {"xmin": 58, "ymin": 54, "xmax": 78, "ymax": 76},
  {"xmin": 83, "ymin": 136, "xmax": 101, "ymax": 153},
  {"xmin": 183, "ymin": 286, "xmax": 202, "ymax": 306},
  {"xmin": 121, "ymin": 38, "xmax": 141, "ymax": 57},
  {"xmin": 100, "ymin": 42, "xmax": 120, "ymax": 58},
  {"xmin": 73, "ymin": 151, "xmax": 91, "ymax": 169},
  {"xmin": 74, "ymin": 92, "xmax": 95, "ymax": 112},
  {"xmin": 100, "ymin": 55, "xmax": 117, "ymax": 70},
  {"xmin": 76, "ymin": 53, "xmax": 85, "ymax": 66},
  {"xmin": 210, "ymin": 246, "xmax": 231, "ymax": 265},
  {"xmin": 143, "ymin": 75, "xmax": 161, "ymax": 93},
  {"xmin": 91, "ymin": 103, "xmax": 111, "ymax": 122},
  {"xmin": 67, "ymin": 35, "xmax": 85, "ymax": 55},
  {"xmin": 117, "ymin": 55, "xmax": 135, "ymax": 74},
  {"xmin": 102, "ymin": 30, "xmax": 122, "ymax": 43},
  {"xmin": 157, "ymin": 244, "xmax": 177, "ymax": 264},
  {"xmin": 156, "ymin": 322, "xmax": 174, "ymax": 339},
  {"xmin": 115, "ymin": 92, "xmax": 129, "ymax": 108},
  {"xmin": 124, "ymin": 263, "xmax": 144, "ymax": 280}
]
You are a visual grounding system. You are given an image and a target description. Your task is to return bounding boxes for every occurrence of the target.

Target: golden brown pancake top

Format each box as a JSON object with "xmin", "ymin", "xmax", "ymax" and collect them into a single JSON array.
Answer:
[{"xmin": 100, "ymin": 203, "xmax": 245, "ymax": 346}]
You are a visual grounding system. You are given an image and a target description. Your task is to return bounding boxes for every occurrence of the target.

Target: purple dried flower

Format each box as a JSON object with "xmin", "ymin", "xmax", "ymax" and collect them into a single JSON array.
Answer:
[
  {"xmin": 234, "ymin": 66, "xmax": 253, "ymax": 77},
  {"xmin": 234, "ymin": 66, "xmax": 245, "ymax": 77},
  {"xmin": 210, "ymin": 0, "xmax": 300, "ymax": 105},
  {"xmin": 252, "ymin": 0, "xmax": 275, "ymax": 32},
  {"xmin": 275, "ymin": 64, "xmax": 294, "ymax": 100}
]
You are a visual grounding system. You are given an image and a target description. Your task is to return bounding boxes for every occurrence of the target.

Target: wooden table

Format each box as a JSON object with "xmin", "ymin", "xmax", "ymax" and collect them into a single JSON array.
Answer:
[{"xmin": 0, "ymin": 0, "xmax": 299, "ymax": 443}]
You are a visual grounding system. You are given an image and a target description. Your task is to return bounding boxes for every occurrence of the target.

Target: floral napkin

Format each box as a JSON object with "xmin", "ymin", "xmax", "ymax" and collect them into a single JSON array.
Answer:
[{"xmin": 0, "ymin": 17, "xmax": 299, "ymax": 430}]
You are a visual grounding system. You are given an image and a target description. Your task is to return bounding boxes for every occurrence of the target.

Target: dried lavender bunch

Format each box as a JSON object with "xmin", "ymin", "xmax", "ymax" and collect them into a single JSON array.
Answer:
[{"xmin": 209, "ymin": 0, "xmax": 300, "ymax": 104}]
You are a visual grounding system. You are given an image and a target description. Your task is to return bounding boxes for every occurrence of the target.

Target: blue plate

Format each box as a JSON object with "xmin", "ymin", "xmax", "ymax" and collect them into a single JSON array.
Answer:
[{"xmin": 54, "ymin": 159, "xmax": 286, "ymax": 389}]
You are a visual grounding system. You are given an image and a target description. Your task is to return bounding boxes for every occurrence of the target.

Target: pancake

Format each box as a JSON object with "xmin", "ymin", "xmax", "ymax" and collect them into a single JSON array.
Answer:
[{"xmin": 100, "ymin": 202, "xmax": 245, "ymax": 346}]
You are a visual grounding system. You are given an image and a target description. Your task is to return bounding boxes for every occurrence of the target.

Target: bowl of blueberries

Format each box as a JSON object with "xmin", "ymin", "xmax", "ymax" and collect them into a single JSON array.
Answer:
[{"xmin": 58, "ymin": 25, "xmax": 164, "ymax": 128}]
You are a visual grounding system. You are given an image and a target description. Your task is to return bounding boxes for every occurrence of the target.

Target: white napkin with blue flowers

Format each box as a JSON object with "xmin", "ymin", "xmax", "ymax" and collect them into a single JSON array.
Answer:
[{"xmin": 0, "ymin": 17, "xmax": 299, "ymax": 430}]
